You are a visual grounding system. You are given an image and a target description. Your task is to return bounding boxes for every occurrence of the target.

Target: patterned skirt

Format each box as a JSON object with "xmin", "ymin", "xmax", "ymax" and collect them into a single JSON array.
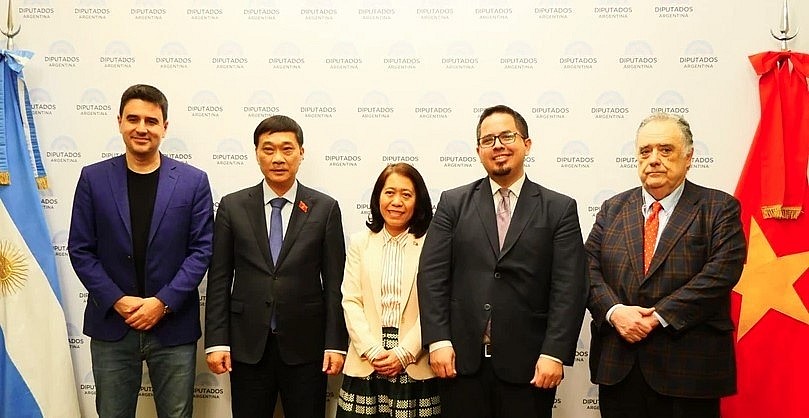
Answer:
[{"xmin": 337, "ymin": 327, "xmax": 441, "ymax": 417}]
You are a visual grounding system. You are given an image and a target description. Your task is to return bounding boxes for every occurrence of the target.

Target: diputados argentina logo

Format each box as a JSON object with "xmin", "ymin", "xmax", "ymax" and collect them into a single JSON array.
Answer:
[
  {"xmin": 243, "ymin": 105, "xmax": 279, "ymax": 119},
  {"xmin": 19, "ymin": 6, "xmax": 53, "ymax": 19},
  {"xmin": 74, "ymin": 6, "xmax": 110, "ymax": 20},
  {"xmin": 301, "ymin": 105, "xmax": 337, "ymax": 119},
  {"xmin": 534, "ymin": 6, "xmax": 574, "ymax": 19},
  {"xmin": 533, "ymin": 106, "xmax": 569, "ymax": 119},
  {"xmin": 593, "ymin": 6, "xmax": 631, "ymax": 18},
  {"xmin": 656, "ymin": 5, "xmax": 693, "ymax": 18},
  {"xmin": 416, "ymin": 8, "xmax": 453, "ymax": 21},
  {"xmin": 358, "ymin": 106, "xmax": 394, "ymax": 119},
  {"xmin": 326, "ymin": 57, "xmax": 362, "ymax": 70},
  {"xmin": 44, "ymin": 55, "xmax": 79, "ymax": 68},
  {"xmin": 187, "ymin": 104, "xmax": 222, "ymax": 118},
  {"xmin": 131, "ymin": 8, "xmax": 167, "ymax": 20},
  {"xmin": 414, "ymin": 107, "xmax": 451, "ymax": 119},
  {"xmin": 358, "ymin": 8, "xmax": 395, "ymax": 20},
  {"xmin": 301, "ymin": 7, "xmax": 337, "ymax": 21},
  {"xmin": 32, "ymin": 100, "xmax": 57, "ymax": 115},
  {"xmin": 501, "ymin": 55, "xmax": 538, "ymax": 70},
  {"xmin": 244, "ymin": 7, "xmax": 280, "ymax": 21},
  {"xmin": 212, "ymin": 56, "xmax": 247, "ymax": 69},
  {"xmin": 557, "ymin": 142, "xmax": 595, "ymax": 168},
  {"xmin": 680, "ymin": 41, "xmax": 719, "ymax": 69},
  {"xmin": 188, "ymin": 6, "xmax": 223, "ymax": 20},
  {"xmin": 384, "ymin": 57, "xmax": 420, "ymax": 70},
  {"xmin": 211, "ymin": 142, "xmax": 249, "ymax": 167},
  {"xmin": 76, "ymin": 103, "xmax": 112, "ymax": 116},
  {"xmin": 269, "ymin": 57, "xmax": 304, "ymax": 70},
  {"xmin": 47, "ymin": 137, "xmax": 81, "ymax": 164},
  {"xmin": 476, "ymin": 7, "xmax": 512, "ymax": 20},
  {"xmin": 326, "ymin": 139, "xmax": 361, "ymax": 167}
]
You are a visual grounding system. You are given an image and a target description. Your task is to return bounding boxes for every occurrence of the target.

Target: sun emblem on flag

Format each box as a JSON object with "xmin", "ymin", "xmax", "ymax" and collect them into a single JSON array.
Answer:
[{"xmin": 0, "ymin": 240, "xmax": 27, "ymax": 296}]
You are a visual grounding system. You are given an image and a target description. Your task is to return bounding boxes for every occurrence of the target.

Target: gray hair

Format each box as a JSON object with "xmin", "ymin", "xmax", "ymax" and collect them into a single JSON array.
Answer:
[{"xmin": 637, "ymin": 112, "xmax": 693, "ymax": 151}]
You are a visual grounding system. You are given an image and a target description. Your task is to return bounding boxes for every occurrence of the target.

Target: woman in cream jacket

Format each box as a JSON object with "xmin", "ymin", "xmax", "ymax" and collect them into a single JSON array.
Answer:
[{"xmin": 337, "ymin": 163, "xmax": 439, "ymax": 418}]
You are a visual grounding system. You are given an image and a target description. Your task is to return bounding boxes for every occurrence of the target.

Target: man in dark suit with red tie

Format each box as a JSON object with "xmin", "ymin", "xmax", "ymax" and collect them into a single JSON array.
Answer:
[
  {"xmin": 418, "ymin": 105, "xmax": 588, "ymax": 417},
  {"xmin": 586, "ymin": 113, "xmax": 747, "ymax": 418},
  {"xmin": 204, "ymin": 115, "xmax": 347, "ymax": 417}
]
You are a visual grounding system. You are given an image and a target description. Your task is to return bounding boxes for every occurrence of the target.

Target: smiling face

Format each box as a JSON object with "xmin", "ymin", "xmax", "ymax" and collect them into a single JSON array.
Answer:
[
  {"xmin": 476, "ymin": 112, "xmax": 531, "ymax": 187},
  {"xmin": 379, "ymin": 172, "xmax": 416, "ymax": 236},
  {"xmin": 255, "ymin": 131, "xmax": 304, "ymax": 195},
  {"xmin": 118, "ymin": 99, "xmax": 167, "ymax": 162},
  {"xmin": 636, "ymin": 118, "xmax": 693, "ymax": 200}
]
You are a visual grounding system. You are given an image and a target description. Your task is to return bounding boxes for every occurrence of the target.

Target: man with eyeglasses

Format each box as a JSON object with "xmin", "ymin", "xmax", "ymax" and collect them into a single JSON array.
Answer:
[{"xmin": 418, "ymin": 104, "xmax": 588, "ymax": 417}]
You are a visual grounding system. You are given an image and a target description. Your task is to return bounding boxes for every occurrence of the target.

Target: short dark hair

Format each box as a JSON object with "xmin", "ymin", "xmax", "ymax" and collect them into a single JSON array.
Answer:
[
  {"xmin": 366, "ymin": 163, "xmax": 433, "ymax": 238},
  {"xmin": 119, "ymin": 84, "xmax": 168, "ymax": 120},
  {"xmin": 253, "ymin": 115, "xmax": 304, "ymax": 148},
  {"xmin": 476, "ymin": 104, "xmax": 529, "ymax": 143}
]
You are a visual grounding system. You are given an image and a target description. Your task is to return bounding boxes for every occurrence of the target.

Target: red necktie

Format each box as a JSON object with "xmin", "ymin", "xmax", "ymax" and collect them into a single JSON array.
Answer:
[{"xmin": 643, "ymin": 202, "xmax": 662, "ymax": 274}]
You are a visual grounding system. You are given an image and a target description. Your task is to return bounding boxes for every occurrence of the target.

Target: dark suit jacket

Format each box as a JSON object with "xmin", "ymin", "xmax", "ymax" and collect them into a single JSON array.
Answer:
[
  {"xmin": 586, "ymin": 180, "xmax": 746, "ymax": 398},
  {"xmin": 204, "ymin": 181, "xmax": 348, "ymax": 365},
  {"xmin": 68, "ymin": 154, "xmax": 214, "ymax": 346},
  {"xmin": 418, "ymin": 177, "xmax": 588, "ymax": 383}
]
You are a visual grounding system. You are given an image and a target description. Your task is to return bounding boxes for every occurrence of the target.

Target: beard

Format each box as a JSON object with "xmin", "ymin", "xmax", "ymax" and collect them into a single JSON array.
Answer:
[{"xmin": 490, "ymin": 165, "xmax": 512, "ymax": 177}]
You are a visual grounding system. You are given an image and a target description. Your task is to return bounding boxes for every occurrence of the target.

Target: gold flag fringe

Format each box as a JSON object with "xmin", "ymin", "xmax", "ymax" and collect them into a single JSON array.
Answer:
[
  {"xmin": 0, "ymin": 171, "xmax": 9, "ymax": 185},
  {"xmin": 35, "ymin": 176, "xmax": 48, "ymax": 190}
]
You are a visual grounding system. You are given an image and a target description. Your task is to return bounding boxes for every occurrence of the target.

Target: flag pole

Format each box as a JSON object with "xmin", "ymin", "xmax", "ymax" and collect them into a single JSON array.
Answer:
[
  {"xmin": 770, "ymin": 0, "xmax": 798, "ymax": 51},
  {"xmin": 0, "ymin": 0, "xmax": 19, "ymax": 50}
]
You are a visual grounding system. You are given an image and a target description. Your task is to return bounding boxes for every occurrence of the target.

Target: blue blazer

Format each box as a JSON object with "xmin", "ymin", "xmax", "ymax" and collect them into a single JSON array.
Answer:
[{"xmin": 68, "ymin": 154, "xmax": 214, "ymax": 346}]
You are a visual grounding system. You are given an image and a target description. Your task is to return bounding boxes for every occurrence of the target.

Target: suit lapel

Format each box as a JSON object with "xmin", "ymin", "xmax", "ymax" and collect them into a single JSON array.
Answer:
[
  {"xmin": 108, "ymin": 156, "xmax": 132, "ymax": 240},
  {"xmin": 644, "ymin": 181, "xmax": 699, "ymax": 281},
  {"xmin": 367, "ymin": 232, "xmax": 384, "ymax": 315},
  {"xmin": 474, "ymin": 179, "xmax": 500, "ymax": 257},
  {"xmin": 622, "ymin": 189, "xmax": 646, "ymax": 280},
  {"xmin": 499, "ymin": 179, "xmax": 541, "ymax": 259},
  {"xmin": 148, "ymin": 155, "xmax": 178, "ymax": 245},
  {"xmin": 276, "ymin": 183, "xmax": 310, "ymax": 268},
  {"xmin": 399, "ymin": 234, "xmax": 422, "ymax": 316},
  {"xmin": 246, "ymin": 183, "xmax": 273, "ymax": 268}
]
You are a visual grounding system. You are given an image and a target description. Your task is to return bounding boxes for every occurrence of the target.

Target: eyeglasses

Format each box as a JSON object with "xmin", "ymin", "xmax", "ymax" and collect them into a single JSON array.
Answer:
[{"xmin": 477, "ymin": 131, "xmax": 522, "ymax": 148}]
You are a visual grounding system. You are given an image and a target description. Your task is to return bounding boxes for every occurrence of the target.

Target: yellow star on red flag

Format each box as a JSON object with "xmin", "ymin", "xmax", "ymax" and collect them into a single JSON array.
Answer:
[{"xmin": 733, "ymin": 218, "xmax": 809, "ymax": 340}]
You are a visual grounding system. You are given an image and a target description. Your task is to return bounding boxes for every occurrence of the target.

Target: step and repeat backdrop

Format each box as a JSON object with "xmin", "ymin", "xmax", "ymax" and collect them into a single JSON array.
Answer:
[{"xmin": 14, "ymin": 0, "xmax": 808, "ymax": 416}]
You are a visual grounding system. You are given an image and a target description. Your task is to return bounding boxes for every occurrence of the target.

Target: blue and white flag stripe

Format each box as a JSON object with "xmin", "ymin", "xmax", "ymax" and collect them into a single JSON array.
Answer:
[
  {"xmin": 0, "ymin": 199, "xmax": 80, "ymax": 417},
  {"xmin": 0, "ymin": 50, "xmax": 80, "ymax": 417}
]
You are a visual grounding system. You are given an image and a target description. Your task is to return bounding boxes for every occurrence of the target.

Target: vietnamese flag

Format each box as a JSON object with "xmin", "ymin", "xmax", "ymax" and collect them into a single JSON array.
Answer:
[{"xmin": 722, "ymin": 52, "xmax": 809, "ymax": 418}]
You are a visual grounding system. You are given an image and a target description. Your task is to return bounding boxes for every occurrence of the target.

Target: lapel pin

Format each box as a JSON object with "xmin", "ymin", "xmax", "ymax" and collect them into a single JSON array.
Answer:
[{"xmin": 298, "ymin": 201, "xmax": 309, "ymax": 213}]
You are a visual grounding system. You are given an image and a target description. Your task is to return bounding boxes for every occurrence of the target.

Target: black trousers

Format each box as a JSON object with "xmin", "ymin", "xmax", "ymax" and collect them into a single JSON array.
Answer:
[
  {"xmin": 599, "ymin": 364, "xmax": 720, "ymax": 418},
  {"xmin": 439, "ymin": 348, "xmax": 556, "ymax": 418},
  {"xmin": 230, "ymin": 333, "xmax": 326, "ymax": 418}
]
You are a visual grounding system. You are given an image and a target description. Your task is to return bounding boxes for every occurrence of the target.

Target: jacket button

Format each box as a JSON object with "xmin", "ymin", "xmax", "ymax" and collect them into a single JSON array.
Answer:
[
  {"xmin": 494, "ymin": 272, "xmax": 501, "ymax": 279},
  {"xmin": 483, "ymin": 303, "xmax": 491, "ymax": 311}
]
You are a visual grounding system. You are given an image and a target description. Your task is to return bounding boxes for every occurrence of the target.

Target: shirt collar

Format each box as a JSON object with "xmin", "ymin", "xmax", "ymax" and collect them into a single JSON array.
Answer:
[
  {"xmin": 262, "ymin": 179, "xmax": 298, "ymax": 205},
  {"xmin": 489, "ymin": 174, "xmax": 525, "ymax": 198},
  {"xmin": 641, "ymin": 180, "xmax": 685, "ymax": 215},
  {"xmin": 381, "ymin": 227, "xmax": 410, "ymax": 245}
]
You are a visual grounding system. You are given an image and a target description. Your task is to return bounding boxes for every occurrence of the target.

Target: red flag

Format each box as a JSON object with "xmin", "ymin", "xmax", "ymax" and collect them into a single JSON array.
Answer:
[{"xmin": 722, "ymin": 52, "xmax": 809, "ymax": 418}]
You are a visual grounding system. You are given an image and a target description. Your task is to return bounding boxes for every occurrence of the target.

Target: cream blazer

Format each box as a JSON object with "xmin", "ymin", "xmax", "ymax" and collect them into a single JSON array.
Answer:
[{"xmin": 341, "ymin": 229, "xmax": 434, "ymax": 380}]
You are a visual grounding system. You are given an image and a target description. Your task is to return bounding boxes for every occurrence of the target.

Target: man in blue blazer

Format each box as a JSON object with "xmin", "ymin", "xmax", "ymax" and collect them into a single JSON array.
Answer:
[
  {"xmin": 68, "ymin": 84, "xmax": 214, "ymax": 418},
  {"xmin": 418, "ymin": 105, "xmax": 588, "ymax": 418}
]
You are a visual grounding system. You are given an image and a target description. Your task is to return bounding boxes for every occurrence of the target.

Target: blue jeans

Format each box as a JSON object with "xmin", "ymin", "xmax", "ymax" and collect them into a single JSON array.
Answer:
[{"xmin": 91, "ymin": 330, "xmax": 196, "ymax": 418}]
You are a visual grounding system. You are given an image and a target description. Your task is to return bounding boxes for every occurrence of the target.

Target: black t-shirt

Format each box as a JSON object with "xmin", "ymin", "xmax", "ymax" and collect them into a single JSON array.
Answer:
[{"xmin": 127, "ymin": 167, "xmax": 159, "ymax": 297}]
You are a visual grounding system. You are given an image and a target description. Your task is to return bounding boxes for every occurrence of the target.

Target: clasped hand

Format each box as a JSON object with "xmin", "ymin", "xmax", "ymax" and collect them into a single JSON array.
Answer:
[{"xmin": 610, "ymin": 305, "xmax": 660, "ymax": 343}]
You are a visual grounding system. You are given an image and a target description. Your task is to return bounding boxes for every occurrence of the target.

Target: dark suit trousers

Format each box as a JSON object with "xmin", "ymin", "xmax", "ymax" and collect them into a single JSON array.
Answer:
[
  {"xmin": 230, "ymin": 332, "xmax": 326, "ymax": 418},
  {"xmin": 439, "ymin": 347, "xmax": 556, "ymax": 418},
  {"xmin": 599, "ymin": 364, "xmax": 719, "ymax": 418}
]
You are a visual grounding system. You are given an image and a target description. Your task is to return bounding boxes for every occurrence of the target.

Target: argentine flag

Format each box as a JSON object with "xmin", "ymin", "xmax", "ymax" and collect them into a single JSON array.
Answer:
[{"xmin": 0, "ymin": 50, "xmax": 80, "ymax": 417}]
